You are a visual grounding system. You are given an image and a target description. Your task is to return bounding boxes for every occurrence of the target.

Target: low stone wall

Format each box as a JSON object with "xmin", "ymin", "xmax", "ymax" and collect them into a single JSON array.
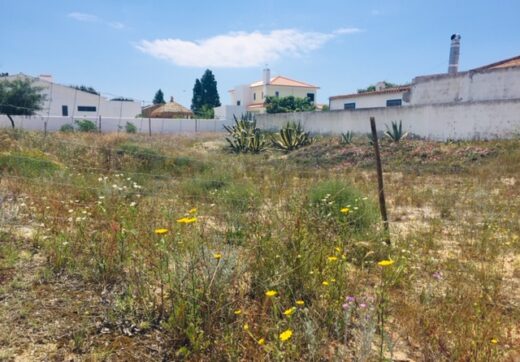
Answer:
[{"xmin": 256, "ymin": 99, "xmax": 520, "ymax": 140}]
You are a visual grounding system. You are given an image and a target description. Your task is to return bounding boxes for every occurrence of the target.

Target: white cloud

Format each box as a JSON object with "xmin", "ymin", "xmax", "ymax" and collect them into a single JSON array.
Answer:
[
  {"xmin": 334, "ymin": 27, "xmax": 363, "ymax": 35},
  {"xmin": 109, "ymin": 21, "xmax": 125, "ymax": 30},
  {"xmin": 68, "ymin": 12, "xmax": 99, "ymax": 22},
  {"xmin": 136, "ymin": 28, "xmax": 361, "ymax": 68}
]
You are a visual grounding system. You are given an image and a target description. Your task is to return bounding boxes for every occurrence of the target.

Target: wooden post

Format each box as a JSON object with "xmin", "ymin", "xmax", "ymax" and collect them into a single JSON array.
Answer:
[
  {"xmin": 98, "ymin": 115, "xmax": 102, "ymax": 133},
  {"xmin": 370, "ymin": 117, "xmax": 390, "ymax": 244},
  {"xmin": 148, "ymin": 117, "xmax": 152, "ymax": 137}
]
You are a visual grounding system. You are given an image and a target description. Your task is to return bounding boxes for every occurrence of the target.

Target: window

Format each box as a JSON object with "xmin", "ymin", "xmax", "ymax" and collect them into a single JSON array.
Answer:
[
  {"xmin": 77, "ymin": 106, "xmax": 96, "ymax": 112},
  {"xmin": 386, "ymin": 99, "xmax": 402, "ymax": 107},
  {"xmin": 253, "ymin": 93, "xmax": 256, "ymax": 101},
  {"xmin": 236, "ymin": 100, "xmax": 241, "ymax": 106},
  {"xmin": 275, "ymin": 91, "xmax": 279, "ymax": 97},
  {"xmin": 344, "ymin": 102, "xmax": 356, "ymax": 110},
  {"xmin": 307, "ymin": 93, "xmax": 315, "ymax": 102},
  {"xmin": 62, "ymin": 105, "xmax": 68, "ymax": 116}
]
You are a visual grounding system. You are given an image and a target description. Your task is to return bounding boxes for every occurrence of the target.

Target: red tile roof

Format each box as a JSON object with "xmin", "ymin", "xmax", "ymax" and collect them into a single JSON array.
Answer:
[{"xmin": 250, "ymin": 76, "xmax": 318, "ymax": 88}]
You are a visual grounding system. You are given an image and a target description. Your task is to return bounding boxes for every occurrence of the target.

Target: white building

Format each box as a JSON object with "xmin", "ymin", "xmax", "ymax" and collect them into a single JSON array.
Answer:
[
  {"xmin": 330, "ymin": 34, "xmax": 520, "ymax": 112},
  {"xmin": 329, "ymin": 83, "xmax": 411, "ymax": 111},
  {"xmin": 215, "ymin": 68, "xmax": 319, "ymax": 120},
  {"xmin": 2, "ymin": 73, "xmax": 141, "ymax": 118}
]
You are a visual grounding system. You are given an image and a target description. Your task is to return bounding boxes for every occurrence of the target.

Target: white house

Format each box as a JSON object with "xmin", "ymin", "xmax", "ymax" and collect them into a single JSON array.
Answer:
[
  {"xmin": 329, "ymin": 83, "xmax": 411, "ymax": 111},
  {"xmin": 214, "ymin": 68, "xmax": 319, "ymax": 120},
  {"xmin": 2, "ymin": 73, "xmax": 141, "ymax": 118}
]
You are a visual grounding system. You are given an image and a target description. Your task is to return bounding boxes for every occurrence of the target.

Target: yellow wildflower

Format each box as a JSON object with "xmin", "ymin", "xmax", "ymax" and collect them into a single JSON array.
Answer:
[
  {"xmin": 327, "ymin": 256, "xmax": 338, "ymax": 262},
  {"xmin": 322, "ymin": 281, "xmax": 330, "ymax": 286},
  {"xmin": 335, "ymin": 247, "xmax": 341, "ymax": 252},
  {"xmin": 295, "ymin": 300, "xmax": 305, "ymax": 306},
  {"xmin": 490, "ymin": 338, "xmax": 498, "ymax": 344},
  {"xmin": 177, "ymin": 217, "xmax": 197, "ymax": 224},
  {"xmin": 378, "ymin": 259, "xmax": 395, "ymax": 267},
  {"xmin": 234, "ymin": 309, "xmax": 241, "ymax": 315},
  {"xmin": 279, "ymin": 329, "xmax": 293, "ymax": 342},
  {"xmin": 188, "ymin": 208, "xmax": 197, "ymax": 214},
  {"xmin": 213, "ymin": 253, "xmax": 222, "ymax": 260},
  {"xmin": 258, "ymin": 338, "xmax": 265, "ymax": 345},
  {"xmin": 283, "ymin": 307, "xmax": 296, "ymax": 316},
  {"xmin": 331, "ymin": 278, "xmax": 336, "ymax": 283},
  {"xmin": 340, "ymin": 207, "xmax": 350, "ymax": 214},
  {"xmin": 243, "ymin": 323, "xmax": 249, "ymax": 331},
  {"xmin": 265, "ymin": 290, "xmax": 278, "ymax": 297},
  {"xmin": 154, "ymin": 228, "xmax": 169, "ymax": 235}
]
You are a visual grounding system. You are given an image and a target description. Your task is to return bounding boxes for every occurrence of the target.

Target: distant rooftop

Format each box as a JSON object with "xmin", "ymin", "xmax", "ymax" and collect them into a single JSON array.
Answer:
[
  {"xmin": 329, "ymin": 85, "xmax": 411, "ymax": 100},
  {"xmin": 250, "ymin": 75, "xmax": 318, "ymax": 88}
]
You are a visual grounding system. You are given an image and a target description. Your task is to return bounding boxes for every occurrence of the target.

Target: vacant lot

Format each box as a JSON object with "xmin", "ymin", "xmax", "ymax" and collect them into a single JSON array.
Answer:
[{"xmin": 0, "ymin": 130, "xmax": 519, "ymax": 361}]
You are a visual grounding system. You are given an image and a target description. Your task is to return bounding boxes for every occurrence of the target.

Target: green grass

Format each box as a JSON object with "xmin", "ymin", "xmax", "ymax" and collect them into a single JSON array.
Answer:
[{"xmin": 0, "ymin": 129, "xmax": 519, "ymax": 361}]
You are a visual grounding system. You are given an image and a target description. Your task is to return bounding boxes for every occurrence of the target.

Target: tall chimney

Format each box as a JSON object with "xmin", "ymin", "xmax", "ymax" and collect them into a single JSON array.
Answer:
[
  {"xmin": 262, "ymin": 67, "xmax": 271, "ymax": 85},
  {"xmin": 448, "ymin": 34, "xmax": 461, "ymax": 74}
]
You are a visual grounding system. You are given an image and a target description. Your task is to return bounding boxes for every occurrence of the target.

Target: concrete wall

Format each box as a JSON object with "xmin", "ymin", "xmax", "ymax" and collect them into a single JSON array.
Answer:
[
  {"xmin": 256, "ymin": 99, "xmax": 520, "ymax": 140},
  {"xmin": 411, "ymin": 66, "xmax": 520, "ymax": 105},
  {"xmin": 0, "ymin": 115, "xmax": 231, "ymax": 134},
  {"xmin": 214, "ymin": 105, "xmax": 247, "ymax": 121},
  {"xmin": 330, "ymin": 91, "xmax": 409, "ymax": 110}
]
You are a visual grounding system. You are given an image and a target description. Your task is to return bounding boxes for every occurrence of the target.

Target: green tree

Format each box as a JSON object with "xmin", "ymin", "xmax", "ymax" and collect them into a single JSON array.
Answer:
[
  {"xmin": 0, "ymin": 79, "xmax": 45, "ymax": 128},
  {"xmin": 265, "ymin": 96, "xmax": 315, "ymax": 114},
  {"xmin": 200, "ymin": 69, "xmax": 221, "ymax": 108},
  {"xmin": 191, "ymin": 79, "xmax": 203, "ymax": 114},
  {"xmin": 191, "ymin": 69, "xmax": 221, "ymax": 117},
  {"xmin": 153, "ymin": 89, "xmax": 166, "ymax": 105}
]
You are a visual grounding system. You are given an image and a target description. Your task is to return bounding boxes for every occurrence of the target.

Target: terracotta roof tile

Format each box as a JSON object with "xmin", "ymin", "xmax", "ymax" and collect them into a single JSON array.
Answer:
[{"xmin": 250, "ymin": 76, "xmax": 318, "ymax": 88}]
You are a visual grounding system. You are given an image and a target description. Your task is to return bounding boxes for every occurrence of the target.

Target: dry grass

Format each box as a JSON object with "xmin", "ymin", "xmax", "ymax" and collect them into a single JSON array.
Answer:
[{"xmin": 0, "ymin": 129, "xmax": 519, "ymax": 361}]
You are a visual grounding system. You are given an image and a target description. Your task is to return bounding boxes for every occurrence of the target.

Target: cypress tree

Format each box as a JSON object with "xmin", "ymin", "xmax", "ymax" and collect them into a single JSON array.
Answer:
[
  {"xmin": 200, "ymin": 69, "xmax": 221, "ymax": 108},
  {"xmin": 153, "ymin": 89, "xmax": 165, "ymax": 104},
  {"xmin": 191, "ymin": 79, "xmax": 203, "ymax": 113}
]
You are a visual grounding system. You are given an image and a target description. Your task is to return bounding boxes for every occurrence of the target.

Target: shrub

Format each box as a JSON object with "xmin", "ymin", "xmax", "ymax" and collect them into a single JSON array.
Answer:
[
  {"xmin": 271, "ymin": 121, "xmax": 313, "ymax": 151},
  {"xmin": 385, "ymin": 121, "xmax": 408, "ymax": 143},
  {"xmin": 0, "ymin": 151, "xmax": 61, "ymax": 177},
  {"xmin": 59, "ymin": 123, "xmax": 75, "ymax": 133},
  {"xmin": 308, "ymin": 180, "xmax": 378, "ymax": 233},
  {"xmin": 224, "ymin": 114, "xmax": 267, "ymax": 154},
  {"xmin": 74, "ymin": 119, "xmax": 97, "ymax": 133},
  {"xmin": 115, "ymin": 143, "xmax": 166, "ymax": 171},
  {"xmin": 125, "ymin": 122, "xmax": 137, "ymax": 134},
  {"xmin": 341, "ymin": 131, "xmax": 354, "ymax": 145}
]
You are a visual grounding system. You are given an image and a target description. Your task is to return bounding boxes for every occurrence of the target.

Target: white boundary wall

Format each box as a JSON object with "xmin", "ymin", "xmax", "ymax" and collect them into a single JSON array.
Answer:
[
  {"xmin": 256, "ymin": 99, "xmax": 520, "ymax": 140},
  {"xmin": 0, "ymin": 116, "xmax": 231, "ymax": 134}
]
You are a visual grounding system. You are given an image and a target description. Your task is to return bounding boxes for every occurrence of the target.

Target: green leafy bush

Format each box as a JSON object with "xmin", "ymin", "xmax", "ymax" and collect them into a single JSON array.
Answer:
[
  {"xmin": 125, "ymin": 122, "xmax": 137, "ymax": 134},
  {"xmin": 271, "ymin": 121, "xmax": 313, "ymax": 151},
  {"xmin": 74, "ymin": 119, "xmax": 97, "ymax": 133},
  {"xmin": 59, "ymin": 123, "xmax": 75, "ymax": 133}
]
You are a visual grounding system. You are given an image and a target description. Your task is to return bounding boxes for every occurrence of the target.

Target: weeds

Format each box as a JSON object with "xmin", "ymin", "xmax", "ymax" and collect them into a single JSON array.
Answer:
[{"xmin": 0, "ymin": 129, "xmax": 518, "ymax": 360}]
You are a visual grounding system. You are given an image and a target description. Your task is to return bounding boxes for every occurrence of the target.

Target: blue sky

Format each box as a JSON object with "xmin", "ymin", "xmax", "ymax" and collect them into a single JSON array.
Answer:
[{"xmin": 1, "ymin": 0, "xmax": 519, "ymax": 107}]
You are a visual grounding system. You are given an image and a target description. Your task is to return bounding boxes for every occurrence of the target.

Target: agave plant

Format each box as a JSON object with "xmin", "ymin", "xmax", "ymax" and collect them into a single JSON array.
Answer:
[
  {"xmin": 340, "ymin": 131, "xmax": 354, "ymax": 145},
  {"xmin": 271, "ymin": 121, "xmax": 313, "ymax": 151},
  {"xmin": 224, "ymin": 114, "xmax": 267, "ymax": 154},
  {"xmin": 384, "ymin": 121, "xmax": 408, "ymax": 143}
]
